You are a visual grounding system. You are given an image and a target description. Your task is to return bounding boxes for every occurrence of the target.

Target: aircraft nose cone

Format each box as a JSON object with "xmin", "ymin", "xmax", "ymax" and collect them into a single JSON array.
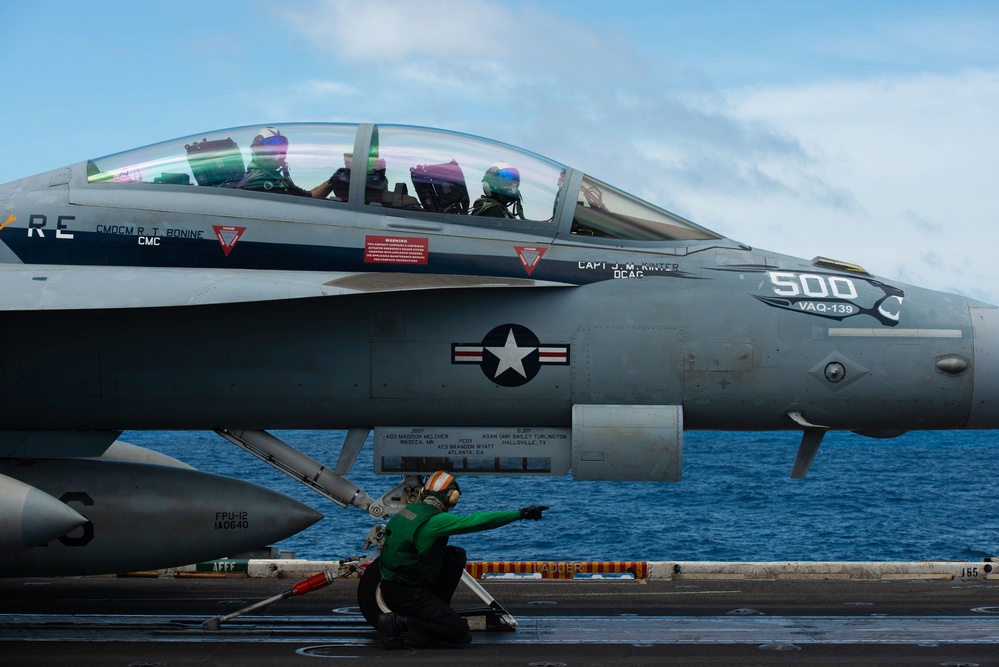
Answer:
[
  {"xmin": 968, "ymin": 306, "xmax": 999, "ymax": 428},
  {"xmin": 20, "ymin": 486, "xmax": 89, "ymax": 550},
  {"xmin": 268, "ymin": 493, "xmax": 325, "ymax": 535},
  {"xmin": 0, "ymin": 473, "xmax": 88, "ymax": 556}
]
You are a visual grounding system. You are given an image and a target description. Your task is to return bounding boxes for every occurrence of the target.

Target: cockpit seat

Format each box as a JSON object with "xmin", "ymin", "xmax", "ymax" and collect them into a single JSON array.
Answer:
[
  {"xmin": 328, "ymin": 167, "xmax": 351, "ymax": 201},
  {"xmin": 383, "ymin": 182, "xmax": 422, "ymax": 210},
  {"xmin": 153, "ymin": 172, "xmax": 192, "ymax": 185},
  {"xmin": 410, "ymin": 159, "xmax": 469, "ymax": 214},
  {"xmin": 186, "ymin": 137, "xmax": 246, "ymax": 187}
]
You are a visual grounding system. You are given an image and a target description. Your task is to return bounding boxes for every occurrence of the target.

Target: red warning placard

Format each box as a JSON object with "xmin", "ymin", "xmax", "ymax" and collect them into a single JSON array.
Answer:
[
  {"xmin": 212, "ymin": 225, "xmax": 246, "ymax": 256},
  {"xmin": 514, "ymin": 246, "xmax": 547, "ymax": 276},
  {"xmin": 364, "ymin": 235, "xmax": 429, "ymax": 265}
]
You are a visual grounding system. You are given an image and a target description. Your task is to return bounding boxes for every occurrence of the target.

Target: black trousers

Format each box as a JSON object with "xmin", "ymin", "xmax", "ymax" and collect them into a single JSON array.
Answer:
[{"xmin": 380, "ymin": 546, "xmax": 470, "ymax": 644}]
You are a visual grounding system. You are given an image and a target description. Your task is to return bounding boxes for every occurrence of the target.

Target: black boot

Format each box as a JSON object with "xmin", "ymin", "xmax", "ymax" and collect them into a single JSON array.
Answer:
[{"xmin": 378, "ymin": 613, "xmax": 406, "ymax": 650}]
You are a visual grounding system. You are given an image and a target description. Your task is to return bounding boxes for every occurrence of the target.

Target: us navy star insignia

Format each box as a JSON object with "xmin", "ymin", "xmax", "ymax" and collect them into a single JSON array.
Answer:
[
  {"xmin": 452, "ymin": 324, "xmax": 570, "ymax": 387},
  {"xmin": 486, "ymin": 328, "xmax": 534, "ymax": 378}
]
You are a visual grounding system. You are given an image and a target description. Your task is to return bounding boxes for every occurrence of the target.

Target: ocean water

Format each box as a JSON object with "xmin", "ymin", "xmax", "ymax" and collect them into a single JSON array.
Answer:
[{"xmin": 122, "ymin": 429, "xmax": 999, "ymax": 563}]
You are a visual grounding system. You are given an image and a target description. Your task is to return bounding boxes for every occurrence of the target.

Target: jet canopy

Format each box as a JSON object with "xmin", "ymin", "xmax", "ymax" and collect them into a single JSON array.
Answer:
[{"xmin": 87, "ymin": 123, "xmax": 720, "ymax": 243}]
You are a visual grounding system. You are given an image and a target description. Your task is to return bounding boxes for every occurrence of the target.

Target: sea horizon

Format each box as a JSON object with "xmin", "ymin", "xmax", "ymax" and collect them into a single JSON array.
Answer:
[{"xmin": 123, "ymin": 429, "xmax": 999, "ymax": 564}]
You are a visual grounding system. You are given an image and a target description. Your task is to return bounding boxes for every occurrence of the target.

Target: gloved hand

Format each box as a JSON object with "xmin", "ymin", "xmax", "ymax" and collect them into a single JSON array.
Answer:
[{"xmin": 519, "ymin": 505, "xmax": 549, "ymax": 520}]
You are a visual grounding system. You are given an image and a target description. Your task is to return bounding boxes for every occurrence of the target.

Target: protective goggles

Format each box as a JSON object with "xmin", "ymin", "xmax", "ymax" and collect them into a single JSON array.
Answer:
[
  {"xmin": 495, "ymin": 167, "xmax": 520, "ymax": 182},
  {"xmin": 258, "ymin": 135, "xmax": 289, "ymax": 147}
]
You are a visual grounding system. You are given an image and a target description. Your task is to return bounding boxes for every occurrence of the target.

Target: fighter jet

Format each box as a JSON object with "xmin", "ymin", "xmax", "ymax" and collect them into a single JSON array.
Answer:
[{"xmin": 0, "ymin": 122, "xmax": 995, "ymax": 576}]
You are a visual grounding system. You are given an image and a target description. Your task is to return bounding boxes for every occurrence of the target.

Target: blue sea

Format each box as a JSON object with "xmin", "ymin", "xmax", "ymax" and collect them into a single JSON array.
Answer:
[{"xmin": 122, "ymin": 430, "xmax": 999, "ymax": 563}]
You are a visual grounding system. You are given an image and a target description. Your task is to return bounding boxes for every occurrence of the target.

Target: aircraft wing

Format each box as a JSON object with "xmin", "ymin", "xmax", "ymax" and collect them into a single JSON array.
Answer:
[{"xmin": 0, "ymin": 265, "xmax": 574, "ymax": 311}]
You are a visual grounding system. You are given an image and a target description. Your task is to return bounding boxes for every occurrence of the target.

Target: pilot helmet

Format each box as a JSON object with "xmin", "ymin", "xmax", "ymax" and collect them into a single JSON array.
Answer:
[
  {"xmin": 251, "ymin": 127, "xmax": 289, "ymax": 165},
  {"xmin": 482, "ymin": 162, "xmax": 521, "ymax": 202},
  {"xmin": 421, "ymin": 470, "xmax": 461, "ymax": 509}
]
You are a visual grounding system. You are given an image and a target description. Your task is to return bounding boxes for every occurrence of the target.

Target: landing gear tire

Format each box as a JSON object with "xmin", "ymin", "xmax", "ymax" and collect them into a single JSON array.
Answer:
[{"xmin": 357, "ymin": 557, "xmax": 391, "ymax": 628}]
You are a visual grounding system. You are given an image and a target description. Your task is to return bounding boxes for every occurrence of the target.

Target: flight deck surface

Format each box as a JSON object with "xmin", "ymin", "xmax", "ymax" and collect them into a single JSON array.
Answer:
[{"xmin": 3, "ymin": 574, "xmax": 999, "ymax": 666}]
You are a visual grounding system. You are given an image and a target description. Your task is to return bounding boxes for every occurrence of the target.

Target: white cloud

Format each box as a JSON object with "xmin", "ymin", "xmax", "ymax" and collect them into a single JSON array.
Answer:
[
  {"xmin": 287, "ymin": 0, "xmax": 510, "ymax": 60},
  {"xmin": 707, "ymin": 68, "xmax": 999, "ymax": 303}
]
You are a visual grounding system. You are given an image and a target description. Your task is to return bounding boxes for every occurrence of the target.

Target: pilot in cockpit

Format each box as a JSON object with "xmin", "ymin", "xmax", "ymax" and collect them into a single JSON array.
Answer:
[
  {"xmin": 470, "ymin": 162, "xmax": 525, "ymax": 219},
  {"xmin": 236, "ymin": 127, "xmax": 339, "ymax": 199}
]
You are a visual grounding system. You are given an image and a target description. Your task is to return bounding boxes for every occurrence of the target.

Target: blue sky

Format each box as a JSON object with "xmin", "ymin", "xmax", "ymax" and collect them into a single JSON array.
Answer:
[{"xmin": 2, "ymin": 1, "xmax": 997, "ymax": 302}]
